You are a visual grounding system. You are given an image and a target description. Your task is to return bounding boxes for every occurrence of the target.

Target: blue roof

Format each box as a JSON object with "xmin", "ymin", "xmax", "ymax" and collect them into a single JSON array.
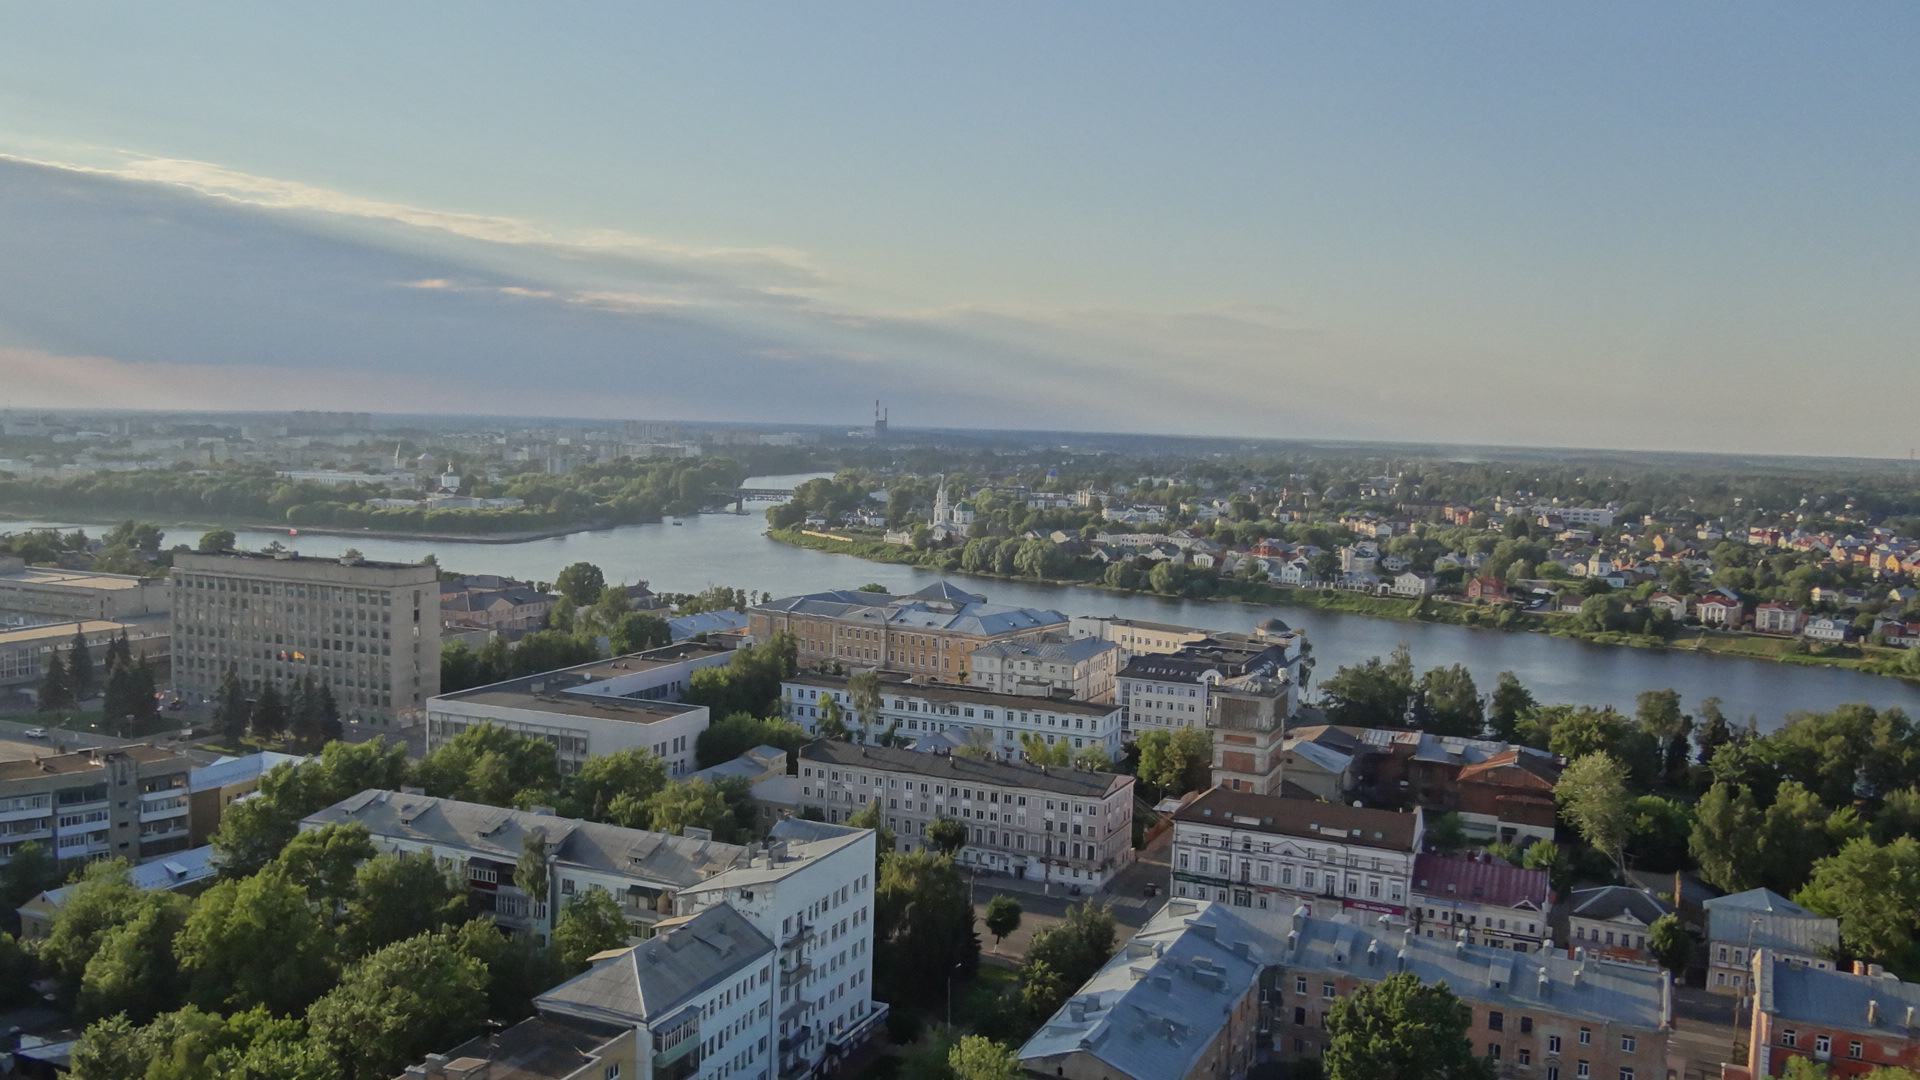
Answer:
[
  {"xmin": 38, "ymin": 845, "xmax": 216, "ymax": 908},
  {"xmin": 189, "ymin": 751, "xmax": 306, "ymax": 793}
]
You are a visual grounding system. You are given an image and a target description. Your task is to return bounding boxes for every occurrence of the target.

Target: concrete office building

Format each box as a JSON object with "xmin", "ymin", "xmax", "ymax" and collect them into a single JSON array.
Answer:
[
  {"xmin": 0, "ymin": 555, "xmax": 170, "ymax": 622},
  {"xmin": 0, "ymin": 744, "xmax": 193, "ymax": 866},
  {"xmin": 793, "ymin": 740, "xmax": 1135, "ymax": 886},
  {"xmin": 427, "ymin": 644, "xmax": 731, "ymax": 777},
  {"xmin": 170, "ymin": 550, "xmax": 440, "ymax": 725}
]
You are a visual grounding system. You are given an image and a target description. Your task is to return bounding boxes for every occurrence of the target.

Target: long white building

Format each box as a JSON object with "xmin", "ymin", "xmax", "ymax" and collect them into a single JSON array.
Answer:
[{"xmin": 778, "ymin": 671, "xmax": 1123, "ymax": 759}]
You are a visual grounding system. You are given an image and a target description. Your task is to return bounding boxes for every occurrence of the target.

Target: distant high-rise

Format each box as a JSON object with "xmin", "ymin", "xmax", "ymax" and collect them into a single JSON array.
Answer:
[{"xmin": 874, "ymin": 399, "xmax": 888, "ymax": 439}]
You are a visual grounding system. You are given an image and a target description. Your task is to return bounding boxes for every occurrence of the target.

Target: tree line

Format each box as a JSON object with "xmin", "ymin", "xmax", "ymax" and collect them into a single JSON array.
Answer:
[{"xmin": 38, "ymin": 629, "xmax": 166, "ymax": 736}]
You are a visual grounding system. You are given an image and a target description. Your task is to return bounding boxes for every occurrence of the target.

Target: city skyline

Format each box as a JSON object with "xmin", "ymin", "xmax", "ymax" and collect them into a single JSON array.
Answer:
[{"xmin": 3, "ymin": 4, "xmax": 1917, "ymax": 457}]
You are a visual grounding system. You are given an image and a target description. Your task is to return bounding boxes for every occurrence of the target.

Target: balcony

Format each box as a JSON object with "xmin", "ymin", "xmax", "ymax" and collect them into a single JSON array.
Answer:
[
  {"xmin": 0, "ymin": 803, "xmax": 52, "ymax": 824},
  {"xmin": 780, "ymin": 958, "xmax": 813, "ymax": 988},
  {"xmin": 782, "ymin": 922, "xmax": 813, "ymax": 950},
  {"xmin": 781, "ymin": 995, "xmax": 815, "ymax": 1025}
]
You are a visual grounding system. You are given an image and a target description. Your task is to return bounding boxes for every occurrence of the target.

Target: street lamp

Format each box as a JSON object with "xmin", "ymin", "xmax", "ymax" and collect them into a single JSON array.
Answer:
[{"xmin": 945, "ymin": 962, "xmax": 965, "ymax": 1029}]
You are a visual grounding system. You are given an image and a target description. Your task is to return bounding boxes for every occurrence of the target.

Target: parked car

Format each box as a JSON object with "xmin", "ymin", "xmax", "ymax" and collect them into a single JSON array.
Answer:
[
  {"xmin": 1143, "ymin": 881, "xmax": 1159, "ymax": 897},
  {"xmin": 22, "ymin": 727, "xmax": 47, "ymax": 738}
]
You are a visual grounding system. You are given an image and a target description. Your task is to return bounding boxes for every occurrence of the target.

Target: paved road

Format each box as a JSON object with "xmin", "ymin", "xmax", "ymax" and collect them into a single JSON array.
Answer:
[{"xmin": 972, "ymin": 828, "xmax": 1172, "ymax": 961}]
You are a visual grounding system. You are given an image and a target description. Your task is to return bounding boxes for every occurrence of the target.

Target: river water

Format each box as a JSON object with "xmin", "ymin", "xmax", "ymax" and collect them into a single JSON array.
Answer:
[{"xmin": 8, "ymin": 472, "xmax": 1920, "ymax": 729}]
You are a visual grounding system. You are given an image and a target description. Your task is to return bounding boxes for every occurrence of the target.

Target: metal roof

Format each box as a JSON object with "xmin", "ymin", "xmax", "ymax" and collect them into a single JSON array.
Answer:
[
  {"xmin": 538, "ymin": 904, "xmax": 772, "ymax": 1025},
  {"xmin": 798, "ymin": 740, "xmax": 1130, "ymax": 800},
  {"xmin": 1703, "ymin": 889, "xmax": 1839, "ymax": 956},
  {"xmin": 1759, "ymin": 954, "xmax": 1920, "ymax": 1032}
]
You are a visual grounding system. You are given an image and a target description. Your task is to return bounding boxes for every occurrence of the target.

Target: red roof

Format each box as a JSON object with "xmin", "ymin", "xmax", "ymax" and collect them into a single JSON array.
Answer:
[{"xmin": 1413, "ymin": 853, "xmax": 1551, "ymax": 909}]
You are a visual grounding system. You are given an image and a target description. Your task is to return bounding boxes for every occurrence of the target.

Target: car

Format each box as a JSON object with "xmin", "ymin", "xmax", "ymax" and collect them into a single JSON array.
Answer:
[
  {"xmin": 22, "ymin": 727, "xmax": 48, "ymax": 738},
  {"xmin": 1143, "ymin": 881, "xmax": 1159, "ymax": 897}
]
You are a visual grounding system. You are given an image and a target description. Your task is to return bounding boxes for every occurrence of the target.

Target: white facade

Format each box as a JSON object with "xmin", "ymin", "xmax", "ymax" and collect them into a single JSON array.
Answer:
[
  {"xmin": 778, "ymin": 674, "xmax": 1123, "ymax": 759},
  {"xmin": 968, "ymin": 637, "xmax": 1122, "ymax": 702}
]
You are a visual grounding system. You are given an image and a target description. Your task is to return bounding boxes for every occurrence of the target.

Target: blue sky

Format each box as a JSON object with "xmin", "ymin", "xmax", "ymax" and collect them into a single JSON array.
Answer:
[{"xmin": 2, "ymin": 4, "xmax": 1916, "ymax": 454}]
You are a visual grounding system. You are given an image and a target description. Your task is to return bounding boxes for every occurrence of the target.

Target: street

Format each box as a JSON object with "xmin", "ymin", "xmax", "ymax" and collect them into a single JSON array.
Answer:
[{"xmin": 972, "ymin": 825, "xmax": 1171, "ymax": 962}]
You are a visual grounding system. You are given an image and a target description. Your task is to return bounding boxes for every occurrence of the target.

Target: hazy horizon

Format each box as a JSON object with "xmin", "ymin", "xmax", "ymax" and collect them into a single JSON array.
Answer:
[{"xmin": 4, "ymin": 4, "xmax": 1917, "ymax": 457}]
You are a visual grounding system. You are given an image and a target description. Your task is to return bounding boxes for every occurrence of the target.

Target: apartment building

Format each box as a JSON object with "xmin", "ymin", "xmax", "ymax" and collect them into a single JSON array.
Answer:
[
  {"xmin": 1567, "ymin": 887, "xmax": 1672, "ymax": 967},
  {"xmin": 186, "ymin": 750, "xmax": 305, "ymax": 845},
  {"xmin": 1703, "ymin": 888, "xmax": 1839, "ymax": 995},
  {"xmin": 0, "ymin": 744, "xmax": 193, "ymax": 866},
  {"xmin": 1117, "ymin": 638, "xmax": 1290, "ymax": 735},
  {"xmin": 1171, "ymin": 788, "xmax": 1423, "ymax": 922},
  {"xmin": 794, "ymin": 740, "xmax": 1134, "ymax": 887},
  {"xmin": 779, "ymin": 672, "xmax": 1124, "ymax": 759},
  {"xmin": 0, "ymin": 555, "xmax": 170, "ymax": 621},
  {"xmin": 968, "ymin": 635, "xmax": 1122, "ymax": 702},
  {"xmin": 1018, "ymin": 900, "xmax": 1271, "ymax": 1080},
  {"xmin": 1411, "ymin": 853, "xmax": 1554, "ymax": 953},
  {"xmin": 1209, "ymin": 672, "xmax": 1294, "ymax": 795},
  {"xmin": 1069, "ymin": 614, "xmax": 1212, "ymax": 656},
  {"xmin": 1747, "ymin": 954, "xmax": 1920, "ymax": 1078},
  {"xmin": 1271, "ymin": 909, "xmax": 1673, "ymax": 1079},
  {"xmin": 0, "ymin": 618, "xmax": 171, "ymax": 690},
  {"xmin": 748, "ymin": 582, "xmax": 1065, "ymax": 682},
  {"xmin": 170, "ymin": 550, "xmax": 441, "ymax": 725},
  {"xmin": 399, "ymin": 817, "xmax": 885, "ymax": 1080},
  {"xmin": 1281, "ymin": 725, "xmax": 1560, "ymax": 846}
]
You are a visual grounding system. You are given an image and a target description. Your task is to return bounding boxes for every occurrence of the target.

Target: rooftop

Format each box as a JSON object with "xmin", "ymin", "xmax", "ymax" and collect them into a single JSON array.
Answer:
[
  {"xmin": 785, "ymin": 671, "xmax": 1117, "ymax": 716},
  {"xmin": 799, "ymin": 740, "xmax": 1130, "ymax": 799},
  {"xmin": 1702, "ymin": 888, "xmax": 1839, "ymax": 956},
  {"xmin": 1413, "ymin": 853, "xmax": 1551, "ymax": 910},
  {"xmin": 0, "ymin": 620, "xmax": 148, "ymax": 647},
  {"xmin": 970, "ymin": 636, "xmax": 1121, "ymax": 663},
  {"xmin": 303, "ymin": 790, "xmax": 748, "ymax": 889},
  {"xmin": 32, "ymin": 845, "xmax": 215, "ymax": 910},
  {"xmin": 173, "ymin": 549, "xmax": 434, "ymax": 574},
  {"xmin": 0, "ymin": 742, "xmax": 189, "ymax": 783},
  {"xmin": 420, "ymin": 1015, "xmax": 628, "ymax": 1080},
  {"xmin": 1172, "ymin": 788, "xmax": 1419, "ymax": 852},
  {"xmin": 439, "ymin": 687, "xmax": 701, "ymax": 726},
  {"xmin": 0, "ymin": 565, "xmax": 152, "ymax": 591},
  {"xmin": 1018, "ymin": 900, "xmax": 1271, "ymax": 1080},
  {"xmin": 539, "ymin": 904, "xmax": 773, "ymax": 1025},
  {"xmin": 754, "ymin": 583, "xmax": 1065, "ymax": 638},
  {"xmin": 1760, "ymin": 955, "xmax": 1920, "ymax": 1032},
  {"xmin": 1570, "ymin": 886, "xmax": 1671, "ymax": 925},
  {"xmin": 189, "ymin": 750, "xmax": 307, "ymax": 793}
]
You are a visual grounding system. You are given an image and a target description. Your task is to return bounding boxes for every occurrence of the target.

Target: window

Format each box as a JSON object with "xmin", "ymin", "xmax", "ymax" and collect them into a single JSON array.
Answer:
[
  {"xmin": 1781, "ymin": 1030, "xmax": 1797, "ymax": 1049},
  {"xmin": 606, "ymin": 1066, "xmax": 622, "ymax": 1080},
  {"xmin": 1851, "ymin": 1041, "xmax": 1864, "ymax": 1060},
  {"xmin": 1518, "ymin": 1048, "xmax": 1531, "ymax": 1066},
  {"xmin": 1322, "ymin": 982, "xmax": 1336, "ymax": 999},
  {"xmin": 1488, "ymin": 1044, "xmax": 1501, "ymax": 1060},
  {"xmin": 1814, "ymin": 1035, "xmax": 1831, "ymax": 1055},
  {"xmin": 1520, "ymin": 1017, "xmax": 1533, "ymax": 1034},
  {"xmin": 1576, "ymin": 1063, "xmax": 1589, "ymax": 1080},
  {"xmin": 1548, "ymin": 1036, "xmax": 1562, "ymax": 1054},
  {"xmin": 1579, "ymin": 1028, "xmax": 1591, "ymax": 1046},
  {"xmin": 1547, "ymin": 1070, "xmax": 1560, "ymax": 1080},
  {"xmin": 1618, "ymin": 1071, "xmax": 1633, "ymax": 1080},
  {"xmin": 1488, "ymin": 1012, "xmax": 1504, "ymax": 1032},
  {"xmin": 1295, "ymin": 977, "xmax": 1307, "ymax": 994}
]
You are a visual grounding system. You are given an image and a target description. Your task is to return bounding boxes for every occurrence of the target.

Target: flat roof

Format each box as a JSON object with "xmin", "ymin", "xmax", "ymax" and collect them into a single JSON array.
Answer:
[
  {"xmin": 785, "ymin": 671, "xmax": 1117, "ymax": 716},
  {"xmin": 800, "ymin": 739, "xmax": 1130, "ymax": 798},
  {"xmin": 0, "ymin": 620, "xmax": 139, "ymax": 646},
  {"xmin": 0, "ymin": 742, "xmax": 188, "ymax": 782},
  {"xmin": 441, "ymin": 687, "xmax": 701, "ymax": 726},
  {"xmin": 0, "ymin": 566, "xmax": 151, "ymax": 591}
]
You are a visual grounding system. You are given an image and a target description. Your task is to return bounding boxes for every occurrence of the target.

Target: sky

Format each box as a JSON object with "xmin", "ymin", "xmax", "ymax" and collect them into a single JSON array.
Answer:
[{"xmin": 1, "ymin": 4, "xmax": 1916, "ymax": 456}]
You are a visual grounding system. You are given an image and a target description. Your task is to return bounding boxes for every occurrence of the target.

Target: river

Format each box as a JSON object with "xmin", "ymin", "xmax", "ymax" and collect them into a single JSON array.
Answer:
[{"xmin": 8, "ymin": 471, "xmax": 1920, "ymax": 729}]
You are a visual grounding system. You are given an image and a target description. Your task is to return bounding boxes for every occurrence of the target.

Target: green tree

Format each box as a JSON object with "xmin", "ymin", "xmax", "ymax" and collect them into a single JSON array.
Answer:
[
  {"xmin": 39, "ymin": 648, "xmax": 72, "ymax": 711},
  {"xmin": 1425, "ymin": 812, "xmax": 1469, "ymax": 854},
  {"xmin": 1415, "ymin": 664, "xmax": 1482, "ymax": 737},
  {"xmin": 76, "ymin": 890, "xmax": 191, "ymax": 1023},
  {"xmin": 0, "ymin": 840, "xmax": 65, "ymax": 935},
  {"xmin": 947, "ymin": 1035, "xmax": 1021, "ymax": 1080},
  {"xmin": 816, "ymin": 694, "xmax": 852, "ymax": 740},
  {"xmin": 1648, "ymin": 913, "xmax": 1691, "ymax": 976},
  {"xmin": 307, "ymin": 930, "xmax": 489, "ymax": 1080},
  {"xmin": 611, "ymin": 611, "xmax": 672, "ymax": 654},
  {"xmin": 985, "ymin": 895, "xmax": 1023, "ymax": 949},
  {"xmin": 1797, "ymin": 837, "xmax": 1920, "ymax": 976},
  {"xmin": 1134, "ymin": 726, "xmax": 1212, "ymax": 794},
  {"xmin": 1025, "ymin": 901, "xmax": 1116, "ymax": 991},
  {"xmin": 250, "ymin": 680, "xmax": 288, "ymax": 739},
  {"xmin": 1635, "ymin": 688, "xmax": 1693, "ymax": 783},
  {"xmin": 873, "ymin": 849, "xmax": 979, "ymax": 1006},
  {"xmin": 693, "ymin": 713, "xmax": 809, "ymax": 769},
  {"xmin": 1324, "ymin": 971, "xmax": 1493, "ymax": 1080},
  {"xmin": 37, "ymin": 859, "xmax": 142, "ymax": 1003},
  {"xmin": 197, "ymin": 528, "xmax": 236, "ymax": 552},
  {"xmin": 684, "ymin": 632, "xmax": 797, "ymax": 718},
  {"xmin": 411, "ymin": 721, "xmax": 562, "ymax": 806},
  {"xmin": 1694, "ymin": 696, "xmax": 1734, "ymax": 765},
  {"xmin": 848, "ymin": 669, "xmax": 884, "ymax": 731},
  {"xmin": 1019, "ymin": 957, "xmax": 1068, "ymax": 1025},
  {"xmin": 214, "ymin": 665, "xmax": 250, "ymax": 742},
  {"xmin": 517, "ymin": 831, "xmax": 551, "ymax": 909},
  {"xmin": 1690, "ymin": 783, "xmax": 1764, "ymax": 893},
  {"xmin": 176, "ymin": 866, "xmax": 337, "ymax": 1015},
  {"xmin": 1556, "ymin": 752, "xmax": 1633, "ymax": 872},
  {"xmin": 564, "ymin": 746, "xmax": 668, "ymax": 822},
  {"xmin": 554, "ymin": 886, "xmax": 632, "ymax": 972},
  {"xmin": 553, "ymin": 561, "xmax": 607, "ymax": 606},
  {"xmin": 643, "ymin": 777, "xmax": 740, "ymax": 839},
  {"xmin": 342, "ymin": 852, "xmax": 466, "ymax": 957},
  {"xmin": 274, "ymin": 821, "xmax": 378, "ymax": 906},
  {"xmin": 928, "ymin": 816, "xmax": 968, "ymax": 855},
  {"xmin": 68, "ymin": 629, "xmax": 96, "ymax": 701},
  {"xmin": 1320, "ymin": 644, "xmax": 1416, "ymax": 728}
]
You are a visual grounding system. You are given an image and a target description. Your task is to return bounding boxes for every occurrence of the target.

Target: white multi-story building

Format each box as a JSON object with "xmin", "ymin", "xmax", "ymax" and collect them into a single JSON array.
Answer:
[
  {"xmin": 1116, "ymin": 635, "xmax": 1299, "ymax": 736},
  {"xmin": 1170, "ymin": 788, "xmax": 1423, "ymax": 923},
  {"xmin": 778, "ymin": 672, "xmax": 1123, "ymax": 760},
  {"xmin": 792, "ymin": 740, "xmax": 1135, "ymax": 887},
  {"xmin": 426, "ymin": 644, "xmax": 733, "ymax": 777},
  {"xmin": 1069, "ymin": 614, "xmax": 1211, "ymax": 656},
  {"xmin": 968, "ymin": 635, "xmax": 1122, "ymax": 702}
]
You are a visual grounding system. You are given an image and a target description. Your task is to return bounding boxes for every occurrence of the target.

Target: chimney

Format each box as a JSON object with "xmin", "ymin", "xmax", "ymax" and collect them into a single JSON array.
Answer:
[
  {"xmin": 1869, "ymin": 1000, "xmax": 1881, "ymax": 1027},
  {"xmin": 1855, "ymin": 960, "xmax": 1869, "ymax": 976}
]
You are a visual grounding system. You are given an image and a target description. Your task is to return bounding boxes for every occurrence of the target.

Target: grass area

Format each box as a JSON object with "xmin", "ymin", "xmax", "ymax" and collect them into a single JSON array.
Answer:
[{"xmin": 953, "ymin": 962, "xmax": 1019, "ymax": 1021}]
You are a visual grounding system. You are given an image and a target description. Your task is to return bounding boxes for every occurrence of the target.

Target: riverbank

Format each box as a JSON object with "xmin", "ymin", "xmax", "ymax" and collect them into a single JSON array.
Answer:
[
  {"xmin": 769, "ymin": 528, "xmax": 1920, "ymax": 683},
  {"xmin": 0, "ymin": 512, "xmax": 616, "ymax": 546}
]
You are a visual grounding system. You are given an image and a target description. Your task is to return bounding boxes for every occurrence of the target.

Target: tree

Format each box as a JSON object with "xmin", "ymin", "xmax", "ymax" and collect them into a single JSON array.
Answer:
[
  {"xmin": 947, "ymin": 1036, "xmax": 1021, "ymax": 1080},
  {"xmin": 694, "ymin": 713, "xmax": 808, "ymax": 769},
  {"xmin": 76, "ymin": 891, "xmax": 191, "ymax": 1023},
  {"xmin": 274, "ymin": 821, "xmax": 378, "ymax": 906},
  {"xmin": 642, "ymin": 777, "xmax": 741, "ymax": 839},
  {"xmin": 553, "ymin": 561, "xmax": 607, "ymax": 606},
  {"xmin": 288, "ymin": 675, "xmax": 324, "ymax": 751},
  {"xmin": 176, "ymin": 865, "xmax": 337, "ymax": 1015},
  {"xmin": 1319, "ymin": 644, "xmax": 1416, "ymax": 728},
  {"xmin": 873, "ymin": 850, "xmax": 979, "ymax": 1006},
  {"xmin": 307, "ymin": 929, "xmax": 489, "ymax": 1080},
  {"xmin": 816, "ymin": 694, "xmax": 852, "ymax": 740},
  {"xmin": 1134, "ymin": 727, "xmax": 1212, "ymax": 794},
  {"xmin": 197, "ymin": 528, "xmax": 236, "ymax": 552},
  {"xmin": 517, "ymin": 831, "xmax": 551, "ymax": 909},
  {"xmin": 1636, "ymin": 688, "xmax": 1693, "ymax": 783},
  {"xmin": 1025, "ymin": 901, "xmax": 1116, "ymax": 990},
  {"xmin": 38, "ymin": 648, "xmax": 71, "ymax": 711},
  {"xmin": 0, "ymin": 841, "xmax": 65, "ymax": 935},
  {"xmin": 928, "ymin": 816, "xmax": 968, "ymax": 856},
  {"xmin": 1695, "ymin": 696, "xmax": 1734, "ymax": 765},
  {"xmin": 249, "ymin": 680, "xmax": 288, "ymax": 739},
  {"xmin": 1415, "ymin": 664, "xmax": 1482, "ymax": 737},
  {"xmin": 214, "ymin": 665, "xmax": 249, "ymax": 742},
  {"xmin": 1019, "ymin": 957, "xmax": 1068, "ymax": 1025},
  {"xmin": 1797, "ymin": 837, "xmax": 1920, "ymax": 977},
  {"xmin": 1522, "ymin": 839, "xmax": 1570, "ymax": 892},
  {"xmin": 554, "ymin": 886, "xmax": 632, "ymax": 972},
  {"xmin": 611, "ymin": 611, "xmax": 672, "ymax": 654},
  {"xmin": 37, "ymin": 859, "xmax": 143, "ymax": 1003},
  {"xmin": 411, "ymin": 721, "xmax": 562, "ymax": 807},
  {"xmin": 684, "ymin": 633, "xmax": 797, "ymax": 718},
  {"xmin": 1324, "ymin": 971, "xmax": 1493, "ymax": 1080},
  {"xmin": 848, "ymin": 669, "xmax": 883, "ymax": 731},
  {"xmin": 1556, "ymin": 753, "xmax": 1633, "ymax": 872},
  {"xmin": 564, "ymin": 746, "xmax": 668, "ymax": 822},
  {"xmin": 985, "ymin": 895, "xmax": 1023, "ymax": 949},
  {"xmin": 1425, "ymin": 812, "xmax": 1469, "ymax": 854},
  {"xmin": 315, "ymin": 682, "xmax": 344, "ymax": 743},
  {"xmin": 1648, "ymin": 913, "xmax": 1691, "ymax": 977},
  {"xmin": 341, "ymin": 850, "xmax": 466, "ymax": 955},
  {"xmin": 68, "ymin": 628, "xmax": 96, "ymax": 701}
]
